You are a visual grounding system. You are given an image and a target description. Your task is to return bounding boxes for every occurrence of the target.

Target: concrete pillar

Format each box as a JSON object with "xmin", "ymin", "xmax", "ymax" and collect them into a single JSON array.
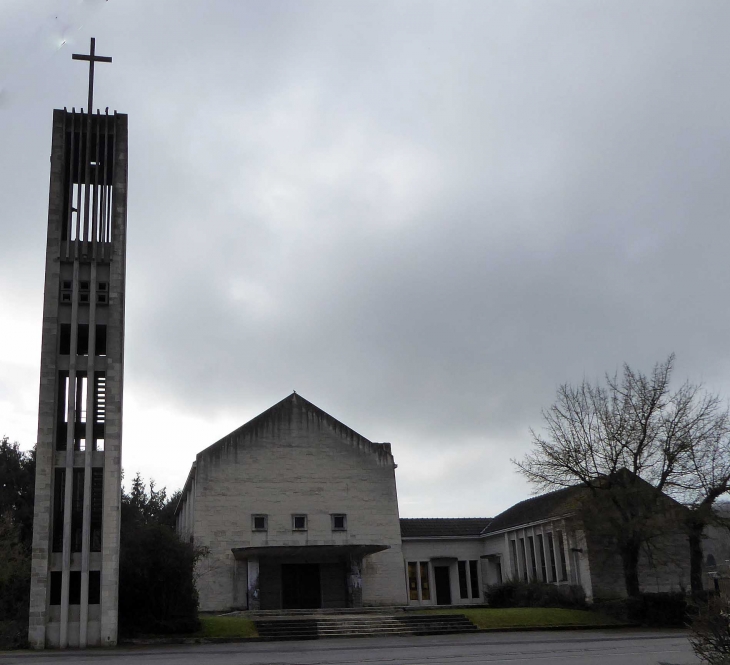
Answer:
[
  {"xmin": 247, "ymin": 558, "xmax": 260, "ymax": 610},
  {"xmin": 504, "ymin": 533, "xmax": 513, "ymax": 580},
  {"xmin": 347, "ymin": 556, "xmax": 363, "ymax": 608},
  {"xmin": 79, "ymin": 264, "xmax": 97, "ymax": 648},
  {"xmin": 233, "ymin": 560, "xmax": 248, "ymax": 609},
  {"xmin": 560, "ymin": 522, "xmax": 572, "ymax": 584}
]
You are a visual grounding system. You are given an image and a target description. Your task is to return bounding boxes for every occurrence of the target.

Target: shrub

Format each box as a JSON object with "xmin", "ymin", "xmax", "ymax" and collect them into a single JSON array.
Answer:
[
  {"xmin": 591, "ymin": 597, "xmax": 632, "ymax": 623},
  {"xmin": 0, "ymin": 514, "xmax": 31, "ymax": 649},
  {"xmin": 689, "ymin": 595, "xmax": 730, "ymax": 664},
  {"xmin": 118, "ymin": 523, "xmax": 204, "ymax": 636},
  {"xmin": 637, "ymin": 592, "xmax": 688, "ymax": 627},
  {"xmin": 486, "ymin": 580, "xmax": 519, "ymax": 607},
  {"xmin": 0, "ymin": 439, "xmax": 34, "ymax": 649},
  {"xmin": 593, "ymin": 592, "xmax": 689, "ymax": 627},
  {"xmin": 486, "ymin": 581, "xmax": 586, "ymax": 609}
]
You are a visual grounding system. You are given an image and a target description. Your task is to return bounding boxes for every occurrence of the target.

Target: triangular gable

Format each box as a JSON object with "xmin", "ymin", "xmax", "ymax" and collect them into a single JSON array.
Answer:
[{"xmin": 196, "ymin": 392, "xmax": 393, "ymax": 464}]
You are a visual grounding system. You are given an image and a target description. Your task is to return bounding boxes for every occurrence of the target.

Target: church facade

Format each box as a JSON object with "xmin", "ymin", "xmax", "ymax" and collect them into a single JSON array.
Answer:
[
  {"xmin": 175, "ymin": 393, "xmax": 407, "ymax": 610},
  {"xmin": 176, "ymin": 393, "xmax": 693, "ymax": 611}
]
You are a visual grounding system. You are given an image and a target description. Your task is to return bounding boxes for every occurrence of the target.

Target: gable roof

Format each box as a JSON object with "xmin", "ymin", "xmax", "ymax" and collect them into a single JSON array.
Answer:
[
  {"xmin": 484, "ymin": 486, "xmax": 585, "ymax": 534},
  {"xmin": 197, "ymin": 392, "xmax": 393, "ymax": 463},
  {"xmin": 400, "ymin": 518, "xmax": 492, "ymax": 538}
]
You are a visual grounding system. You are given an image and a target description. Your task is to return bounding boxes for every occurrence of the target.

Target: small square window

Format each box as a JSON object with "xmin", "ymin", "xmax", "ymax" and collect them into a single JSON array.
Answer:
[
  {"xmin": 292, "ymin": 514, "xmax": 307, "ymax": 531},
  {"xmin": 252, "ymin": 514, "xmax": 267, "ymax": 531},
  {"xmin": 97, "ymin": 292, "xmax": 108, "ymax": 304},
  {"xmin": 80, "ymin": 281, "xmax": 90, "ymax": 291},
  {"xmin": 98, "ymin": 282, "xmax": 108, "ymax": 292},
  {"xmin": 332, "ymin": 514, "xmax": 347, "ymax": 531},
  {"xmin": 60, "ymin": 279, "xmax": 73, "ymax": 304},
  {"xmin": 79, "ymin": 293, "xmax": 89, "ymax": 304}
]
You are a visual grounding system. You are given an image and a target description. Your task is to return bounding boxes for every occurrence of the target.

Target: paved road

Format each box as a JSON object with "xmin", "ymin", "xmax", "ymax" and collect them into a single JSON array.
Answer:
[{"xmin": 1, "ymin": 630, "xmax": 701, "ymax": 665}]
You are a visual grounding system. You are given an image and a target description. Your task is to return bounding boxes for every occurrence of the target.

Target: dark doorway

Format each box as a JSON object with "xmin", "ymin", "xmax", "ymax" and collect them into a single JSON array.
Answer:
[
  {"xmin": 282, "ymin": 564, "xmax": 321, "ymax": 609},
  {"xmin": 434, "ymin": 566, "xmax": 452, "ymax": 605}
]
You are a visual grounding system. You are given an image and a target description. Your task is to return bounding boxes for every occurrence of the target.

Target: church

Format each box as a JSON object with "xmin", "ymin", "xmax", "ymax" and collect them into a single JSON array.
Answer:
[
  {"xmin": 175, "ymin": 393, "xmax": 693, "ymax": 612},
  {"xmin": 175, "ymin": 393, "xmax": 407, "ymax": 610}
]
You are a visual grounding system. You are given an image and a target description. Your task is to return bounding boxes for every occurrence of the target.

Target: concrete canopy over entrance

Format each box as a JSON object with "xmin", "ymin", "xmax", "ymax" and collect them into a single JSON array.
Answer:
[
  {"xmin": 231, "ymin": 545, "xmax": 389, "ymax": 561},
  {"xmin": 232, "ymin": 545, "xmax": 390, "ymax": 610}
]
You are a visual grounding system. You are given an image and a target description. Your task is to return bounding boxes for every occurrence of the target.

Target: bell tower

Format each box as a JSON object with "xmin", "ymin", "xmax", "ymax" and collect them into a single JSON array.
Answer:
[{"xmin": 28, "ymin": 38, "xmax": 127, "ymax": 649}]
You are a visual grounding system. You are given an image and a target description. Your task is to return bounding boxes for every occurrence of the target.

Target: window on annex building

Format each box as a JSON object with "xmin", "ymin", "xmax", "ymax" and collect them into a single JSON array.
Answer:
[
  {"xmin": 252, "ymin": 515, "xmax": 268, "ymax": 531},
  {"xmin": 292, "ymin": 514, "xmax": 307, "ymax": 531},
  {"xmin": 537, "ymin": 534, "xmax": 548, "ymax": 581},
  {"xmin": 519, "ymin": 538, "xmax": 528, "ymax": 582},
  {"xmin": 331, "ymin": 514, "xmax": 347, "ymax": 531},
  {"xmin": 458, "ymin": 561, "xmax": 469, "ymax": 599},
  {"xmin": 556, "ymin": 530, "xmax": 569, "ymax": 581},
  {"xmin": 510, "ymin": 539, "xmax": 518, "ymax": 578},
  {"xmin": 420, "ymin": 562, "xmax": 431, "ymax": 600},
  {"xmin": 546, "ymin": 531, "xmax": 558, "ymax": 582},
  {"xmin": 406, "ymin": 561, "xmax": 431, "ymax": 602},
  {"xmin": 528, "ymin": 536, "xmax": 538, "ymax": 579},
  {"xmin": 469, "ymin": 560, "xmax": 480, "ymax": 598},
  {"xmin": 407, "ymin": 562, "xmax": 418, "ymax": 601}
]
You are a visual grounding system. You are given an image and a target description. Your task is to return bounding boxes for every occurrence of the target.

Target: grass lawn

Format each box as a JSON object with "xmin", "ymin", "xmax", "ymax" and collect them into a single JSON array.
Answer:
[
  {"xmin": 196, "ymin": 615, "xmax": 259, "ymax": 638},
  {"xmin": 415, "ymin": 607, "xmax": 622, "ymax": 629}
]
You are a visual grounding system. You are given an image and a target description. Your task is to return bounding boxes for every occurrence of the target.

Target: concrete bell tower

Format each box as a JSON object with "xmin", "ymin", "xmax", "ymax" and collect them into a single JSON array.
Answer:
[{"xmin": 28, "ymin": 38, "xmax": 127, "ymax": 648}]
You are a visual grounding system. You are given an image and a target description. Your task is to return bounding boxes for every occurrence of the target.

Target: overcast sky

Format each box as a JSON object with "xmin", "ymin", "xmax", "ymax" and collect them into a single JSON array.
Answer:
[{"xmin": 2, "ymin": 0, "xmax": 730, "ymax": 518}]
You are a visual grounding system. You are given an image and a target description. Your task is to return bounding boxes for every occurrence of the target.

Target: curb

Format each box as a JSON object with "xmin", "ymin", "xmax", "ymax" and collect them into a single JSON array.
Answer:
[
  {"xmin": 120, "ymin": 623, "xmax": 636, "ymax": 645},
  {"xmin": 474, "ymin": 623, "xmax": 634, "ymax": 633}
]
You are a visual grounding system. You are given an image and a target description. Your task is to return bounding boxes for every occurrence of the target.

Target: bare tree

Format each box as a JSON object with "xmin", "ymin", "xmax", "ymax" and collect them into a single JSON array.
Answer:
[
  {"xmin": 515, "ymin": 355, "xmax": 727, "ymax": 597},
  {"xmin": 671, "ymin": 410, "xmax": 730, "ymax": 592}
]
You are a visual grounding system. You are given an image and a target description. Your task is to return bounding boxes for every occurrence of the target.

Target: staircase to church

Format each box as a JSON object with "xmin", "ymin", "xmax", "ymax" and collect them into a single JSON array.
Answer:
[{"xmin": 252, "ymin": 613, "xmax": 478, "ymax": 640}]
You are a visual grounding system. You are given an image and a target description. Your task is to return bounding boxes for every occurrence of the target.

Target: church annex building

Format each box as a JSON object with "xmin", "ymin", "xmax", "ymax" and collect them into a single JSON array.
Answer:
[{"xmin": 175, "ymin": 393, "xmax": 692, "ymax": 611}]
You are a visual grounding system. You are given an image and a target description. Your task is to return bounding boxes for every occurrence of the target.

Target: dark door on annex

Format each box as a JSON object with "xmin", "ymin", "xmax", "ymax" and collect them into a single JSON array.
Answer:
[{"xmin": 434, "ymin": 566, "xmax": 451, "ymax": 605}]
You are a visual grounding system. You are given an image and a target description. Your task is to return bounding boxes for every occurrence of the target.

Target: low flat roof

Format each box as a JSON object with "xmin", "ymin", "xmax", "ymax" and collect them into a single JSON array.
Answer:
[{"xmin": 400, "ymin": 518, "xmax": 492, "ymax": 538}]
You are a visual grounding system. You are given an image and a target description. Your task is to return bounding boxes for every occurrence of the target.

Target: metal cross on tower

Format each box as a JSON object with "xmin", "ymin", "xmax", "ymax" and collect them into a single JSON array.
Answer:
[{"xmin": 72, "ymin": 37, "xmax": 112, "ymax": 114}]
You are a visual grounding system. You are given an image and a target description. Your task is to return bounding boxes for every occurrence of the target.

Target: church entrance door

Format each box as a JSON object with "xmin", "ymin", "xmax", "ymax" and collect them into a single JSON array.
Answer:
[
  {"xmin": 282, "ymin": 563, "xmax": 321, "ymax": 609},
  {"xmin": 434, "ymin": 566, "xmax": 452, "ymax": 605}
]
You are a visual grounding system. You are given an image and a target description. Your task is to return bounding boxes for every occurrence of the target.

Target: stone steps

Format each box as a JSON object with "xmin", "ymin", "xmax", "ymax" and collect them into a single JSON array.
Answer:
[
  {"xmin": 242, "ymin": 606, "xmax": 403, "ymax": 617},
  {"xmin": 253, "ymin": 613, "xmax": 477, "ymax": 640}
]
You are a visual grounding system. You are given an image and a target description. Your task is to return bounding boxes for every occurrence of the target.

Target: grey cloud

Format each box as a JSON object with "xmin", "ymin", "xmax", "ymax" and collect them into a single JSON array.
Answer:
[{"xmin": 3, "ymin": 1, "xmax": 730, "ymax": 515}]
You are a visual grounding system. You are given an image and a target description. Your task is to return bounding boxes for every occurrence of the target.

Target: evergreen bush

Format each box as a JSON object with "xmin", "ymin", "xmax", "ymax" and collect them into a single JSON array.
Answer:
[
  {"xmin": 593, "ymin": 592, "xmax": 689, "ymax": 627},
  {"xmin": 485, "ymin": 581, "xmax": 586, "ymax": 609},
  {"xmin": 118, "ymin": 523, "xmax": 203, "ymax": 635}
]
